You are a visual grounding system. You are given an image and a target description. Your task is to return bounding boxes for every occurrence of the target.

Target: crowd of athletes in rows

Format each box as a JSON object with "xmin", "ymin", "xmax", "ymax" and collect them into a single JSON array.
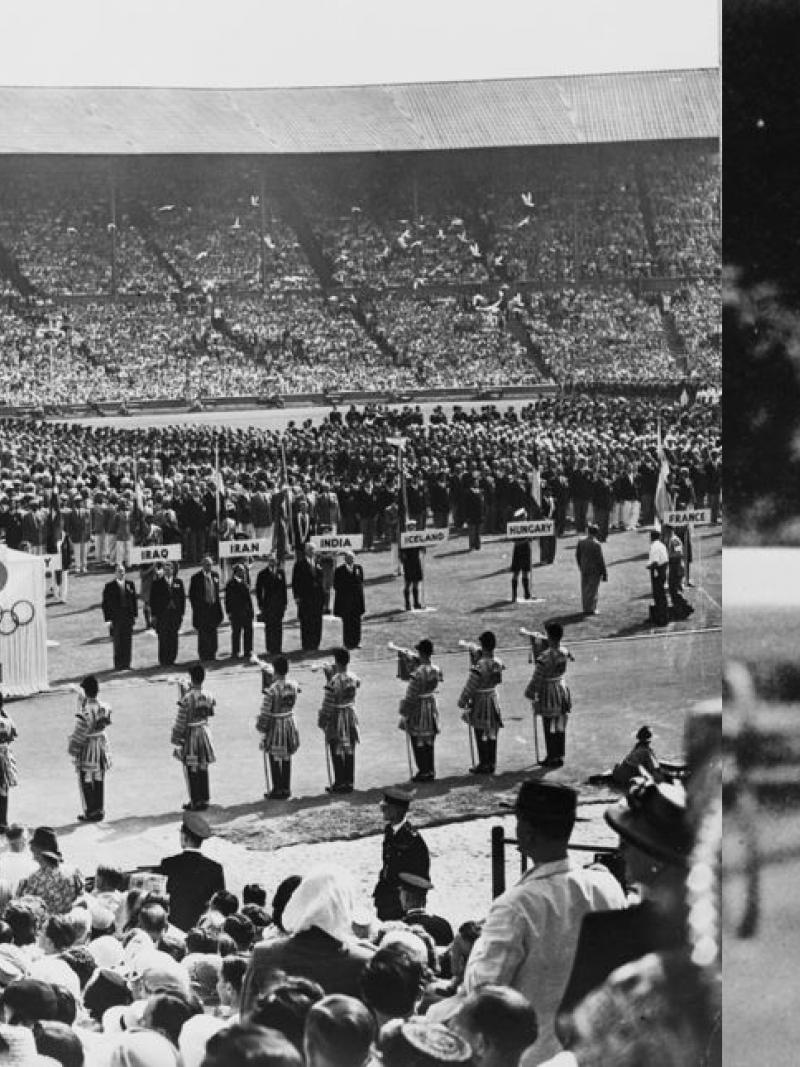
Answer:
[
  {"xmin": 0, "ymin": 144, "xmax": 719, "ymax": 404},
  {"xmin": 0, "ymin": 393, "xmax": 720, "ymax": 575}
]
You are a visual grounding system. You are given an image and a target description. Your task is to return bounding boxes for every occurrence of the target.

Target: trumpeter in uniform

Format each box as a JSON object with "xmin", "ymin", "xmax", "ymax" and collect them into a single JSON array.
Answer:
[
  {"xmin": 68, "ymin": 675, "xmax": 112, "ymax": 822},
  {"xmin": 457, "ymin": 630, "xmax": 504, "ymax": 775},
  {"xmin": 171, "ymin": 663, "xmax": 216, "ymax": 811},
  {"xmin": 256, "ymin": 655, "xmax": 300, "ymax": 800},
  {"xmin": 524, "ymin": 621, "xmax": 572, "ymax": 768},
  {"xmin": 397, "ymin": 639, "xmax": 443, "ymax": 782},
  {"xmin": 0, "ymin": 695, "xmax": 19, "ymax": 830},
  {"xmin": 317, "ymin": 647, "xmax": 360, "ymax": 794}
]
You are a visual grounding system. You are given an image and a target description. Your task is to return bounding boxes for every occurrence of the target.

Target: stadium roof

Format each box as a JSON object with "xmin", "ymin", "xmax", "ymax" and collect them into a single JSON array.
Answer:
[{"xmin": 0, "ymin": 69, "xmax": 718, "ymax": 155}]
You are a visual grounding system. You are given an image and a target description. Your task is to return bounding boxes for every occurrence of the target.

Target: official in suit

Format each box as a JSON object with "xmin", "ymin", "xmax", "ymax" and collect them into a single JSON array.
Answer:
[
  {"xmin": 150, "ymin": 561, "xmax": 186, "ymax": 667},
  {"xmin": 101, "ymin": 564, "xmax": 138, "ymax": 671},
  {"xmin": 291, "ymin": 544, "xmax": 325, "ymax": 652},
  {"xmin": 373, "ymin": 787, "xmax": 431, "ymax": 921},
  {"xmin": 159, "ymin": 811, "xmax": 225, "ymax": 932},
  {"xmin": 333, "ymin": 550, "xmax": 365, "ymax": 649},
  {"xmin": 398, "ymin": 872, "xmax": 454, "ymax": 947},
  {"xmin": 255, "ymin": 554, "xmax": 288, "ymax": 655},
  {"xmin": 575, "ymin": 524, "xmax": 608, "ymax": 615},
  {"xmin": 224, "ymin": 563, "xmax": 255, "ymax": 661},
  {"xmin": 189, "ymin": 557, "xmax": 224, "ymax": 662}
]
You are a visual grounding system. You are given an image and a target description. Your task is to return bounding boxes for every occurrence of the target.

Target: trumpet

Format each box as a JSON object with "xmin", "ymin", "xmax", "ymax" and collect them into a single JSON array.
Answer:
[
  {"xmin": 261, "ymin": 664, "xmax": 275, "ymax": 692},
  {"xmin": 388, "ymin": 641, "xmax": 419, "ymax": 680},
  {"xmin": 310, "ymin": 661, "xmax": 336, "ymax": 680},
  {"xmin": 458, "ymin": 639, "xmax": 482, "ymax": 665},
  {"xmin": 520, "ymin": 627, "xmax": 575, "ymax": 662}
]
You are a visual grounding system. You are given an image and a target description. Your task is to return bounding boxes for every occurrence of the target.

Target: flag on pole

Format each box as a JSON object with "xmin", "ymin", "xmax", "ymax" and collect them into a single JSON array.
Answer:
[
  {"xmin": 213, "ymin": 444, "xmax": 225, "ymax": 496},
  {"xmin": 530, "ymin": 444, "xmax": 542, "ymax": 509},
  {"xmin": 654, "ymin": 416, "xmax": 671, "ymax": 529}
]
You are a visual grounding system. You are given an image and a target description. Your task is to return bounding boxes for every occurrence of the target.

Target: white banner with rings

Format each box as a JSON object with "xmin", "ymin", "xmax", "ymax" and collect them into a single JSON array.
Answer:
[{"xmin": 0, "ymin": 548, "xmax": 48, "ymax": 696}]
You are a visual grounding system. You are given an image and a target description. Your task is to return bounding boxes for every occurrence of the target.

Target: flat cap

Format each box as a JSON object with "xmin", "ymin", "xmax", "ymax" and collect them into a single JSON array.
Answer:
[
  {"xmin": 398, "ymin": 872, "xmax": 433, "ymax": 891},
  {"xmin": 383, "ymin": 787, "xmax": 414, "ymax": 807},
  {"xmin": 182, "ymin": 811, "xmax": 211, "ymax": 839}
]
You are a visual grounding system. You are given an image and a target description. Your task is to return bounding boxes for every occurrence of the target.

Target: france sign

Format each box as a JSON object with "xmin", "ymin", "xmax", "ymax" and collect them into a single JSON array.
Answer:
[{"xmin": 663, "ymin": 509, "xmax": 712, "ymax": 527}]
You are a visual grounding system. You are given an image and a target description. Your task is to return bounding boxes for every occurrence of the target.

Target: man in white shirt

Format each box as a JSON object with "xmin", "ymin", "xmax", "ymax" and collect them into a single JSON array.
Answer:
[
  {"xmin": 0, "ymin": 826, "xmax": 37, "ymax": 894},
  {"xmin": 463, "ymin": 781, "xmax": 625, "ymax": 1065},
  {"xmin": 647, "ymin": 530, "xmax": 669, "ymax": 625}
]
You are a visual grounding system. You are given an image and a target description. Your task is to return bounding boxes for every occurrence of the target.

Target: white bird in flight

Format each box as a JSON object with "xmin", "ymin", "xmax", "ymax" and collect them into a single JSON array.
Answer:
[
  {"xmin": 195, "ymin": 251, "xmax": 209, "ymax": 261},
  {"xmin": 158, "ymin": 205, "xmax": 175, "ymax": 213},
  {"xmin": 231, "ymin": 217, "xmax": 241, "ymax": 230},
  {"xmin": 250, "ymin": 195, "xmax": 260, "ymax": 207},
  {"xmin": 263, "ymin": 235, "xmax": 275, "ymax": 250},
  {"xmin": 516, "ymin": 216, "xmax": 531, "ymax": 229},
  {"xmin": 521, "ymin": 192, "xmax": 535, "ymax": 208}
]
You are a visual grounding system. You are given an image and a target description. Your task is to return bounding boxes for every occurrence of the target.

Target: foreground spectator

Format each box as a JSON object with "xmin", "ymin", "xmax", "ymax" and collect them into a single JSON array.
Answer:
[{"xmin": 303, "ymin": 994, "xmax": 376, "ymax": 1067}]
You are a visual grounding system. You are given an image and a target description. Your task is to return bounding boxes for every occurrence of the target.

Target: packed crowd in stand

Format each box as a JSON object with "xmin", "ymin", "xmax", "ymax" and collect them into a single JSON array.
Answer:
[{"xmin": 0, "ymin": 144, "xmax": 719, "ymax": 406}]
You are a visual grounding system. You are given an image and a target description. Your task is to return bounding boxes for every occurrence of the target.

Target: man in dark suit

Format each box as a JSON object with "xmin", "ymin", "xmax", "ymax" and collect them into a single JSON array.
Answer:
[
  {"xmin": 159, "ymin": 811, "xmax": 225, "ymax": 932},
  {"xmin": 101, "ymin": 563, "xmax": 138, "ymax": 670},
  {"xmin": 399, "ymin": 872, "xmax": 454, "ymax": 947},
  {"xmin": 149, "ymin": 561, "xmax": 186, "ymax": 667},
  {"xmin": 333, "ymin": 550, "xmax": 365, "ymax": 649},
  {"xmin": 188, "ymin": 556, "xmax": 224, "ymax": 661},
  {"xmin": 224, "ymin": 563, "xmax": 255, "ymax": 661},
  {"xmin": 373, "ymin": 788, "xmax": 430, "ymax": 921},
  {"xmin": 575, "ymin": 524, "xmax": 608, "ymax": 615},
  {"xmin": 291, "ymin": 544, "xmax": 325, "ymax": 652},
  {"xmin": 255, "ymin": 553, "xmax": 288, "ymax": 655}
]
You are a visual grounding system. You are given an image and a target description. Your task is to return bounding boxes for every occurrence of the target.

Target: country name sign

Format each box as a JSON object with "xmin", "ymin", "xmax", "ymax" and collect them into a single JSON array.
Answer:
[
  {"xmin": 400, "ymin": 528, "xmax": 449, "ymax": 549},
  {"xmin": 506, "ymin": 520, "xmax": 555, "ymax": 539},
  {"xmin": 218, "ymin": 539, "xmax": 271, "ymax": 558},
  {"xmin": 310, "ymin": 534, "xmax": 364, "ymax": 553},
  {"xmin": 663, "ymin": 509, "xmax": 712, "ymax": 527},
  {"xmin": 130, "ymin": 544, "xmax": 183, "ymax": 564}
]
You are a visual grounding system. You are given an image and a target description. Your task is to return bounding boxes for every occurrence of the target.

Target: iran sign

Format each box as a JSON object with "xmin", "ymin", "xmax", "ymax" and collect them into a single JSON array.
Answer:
[{"xmin": 218, "ymin": 539, "xmax": 271, "ymax": 559}]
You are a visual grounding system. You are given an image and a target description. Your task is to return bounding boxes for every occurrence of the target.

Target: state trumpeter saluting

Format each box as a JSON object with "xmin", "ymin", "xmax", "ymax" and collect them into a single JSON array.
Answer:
[
  {"xmin": 171, "ymin": 663, "xmax": 216, "ymax": 812},
  {"xmin": 68, "ymin": 675, "xmax": 111, "ymax": 823},
  {"xmin": 318, "ymin": 647, "xmax": 360, "ymax": 794},
  {"xmin": 458, "ymin": 630, "xmax": 504, "ymax": 776},
  {"xmin": 394, "ymin": 639, "xmax": 443, "ymax": 782},
  {"xmin": 256, "ymin": 655, "xmax": 300, "ymax": 800}
]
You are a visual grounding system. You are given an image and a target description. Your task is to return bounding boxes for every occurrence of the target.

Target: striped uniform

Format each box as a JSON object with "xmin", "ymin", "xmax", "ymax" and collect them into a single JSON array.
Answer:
[
  {"xmin": 458, "ymin": 656, "xmax": 504, "ymax": 739},
  {"xmin": 171, "ymin": 688, "xmax": 216, "ymax": 771},
  {"xmin": 318, "ymin": 669, "xmax": 360, "ymax": 791},
  {"xmin": 400, "ymin": 662, "xmax": 443, "ymax": 746},
  {"xmin": 526, "ymin": 647, "xmax": 572, "ymax": 728},
  {"xmin": 257, "ymin": 678, "xmax": 301, "ymax": 760},
  {"xmin": 68, "ymin": 696, "xmax": 112, "ymax": 781}
]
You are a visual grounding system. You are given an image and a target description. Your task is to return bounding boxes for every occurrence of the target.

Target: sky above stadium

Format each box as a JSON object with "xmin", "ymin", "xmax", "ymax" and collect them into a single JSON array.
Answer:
[{"xmin": 6, "ymin": 0, "xmax": 718, "ymax": 87}]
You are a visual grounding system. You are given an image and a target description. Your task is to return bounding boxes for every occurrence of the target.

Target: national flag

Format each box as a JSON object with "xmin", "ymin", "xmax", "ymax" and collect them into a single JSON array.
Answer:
[
  {"xmin": 654, "ymin": 416, "xmax": 671, "ymax": 528},
  {"xmin": 530, "ymin": 444, "xmax": 542, "ymax": 509}
]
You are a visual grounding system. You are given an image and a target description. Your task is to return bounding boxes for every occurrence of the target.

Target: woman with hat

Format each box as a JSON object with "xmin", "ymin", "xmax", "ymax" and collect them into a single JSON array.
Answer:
[
  {"xmin": 256, "ymin": 655, "xmax": 300, "ymax": 801},
  {"xmin": 17, "ymin": 828, "xmax": 83, "ymax": 915},
  {"xmin": 68, "ymin": 674, "xmax": 112, "ymax": 823},
  {"xmin": 525, "ymin": 621, "xmax": 573, "ymax": 768},
  {"xmin": 611, "ymin": 726, "xmax": 668, "ymax": 790},
  {"xmin": 558, "ymin": 776, "xmax": 692, "ymax": 1018},
  {"xmin": 398, "ymin": 639, "xmax": 443, "ymax": 782}
]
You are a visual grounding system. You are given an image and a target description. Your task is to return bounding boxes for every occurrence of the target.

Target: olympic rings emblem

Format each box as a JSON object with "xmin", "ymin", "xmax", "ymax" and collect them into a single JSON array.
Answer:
[{"xmin": 0, "ymin": 601, "xmax": 35, "ymax": 637}]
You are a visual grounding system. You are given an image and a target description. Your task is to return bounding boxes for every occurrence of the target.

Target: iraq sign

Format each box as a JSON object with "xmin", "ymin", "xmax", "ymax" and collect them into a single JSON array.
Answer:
[
  {"xmin": 130, "ymin": 544, "xmax": 183, "ymax": 565},
  {"xmin": 663, "ymin": 509, "xmax": 712, "ymax": 527},
  {"xmin": 218, "ymin": 539, "xmax": 271, "ymax": 559},
  {"xmin": 506, "ymin": 520, "xmax": 555, "ymax": 539},
  {"xmin": 400, "ymin": 528, "xmax": 449, "ymax": 549},
  {"xmin": 310, "ymin": 533, "xmax": 364, "ymax": 554}
]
